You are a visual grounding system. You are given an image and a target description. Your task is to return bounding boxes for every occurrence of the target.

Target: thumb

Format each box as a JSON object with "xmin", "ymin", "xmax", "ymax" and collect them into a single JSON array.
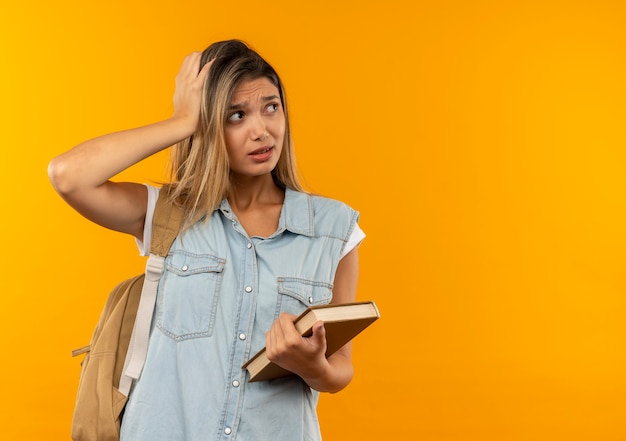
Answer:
[{"xmin": 311, "ymin": 321, "xmax": 326, "ymax": 347}]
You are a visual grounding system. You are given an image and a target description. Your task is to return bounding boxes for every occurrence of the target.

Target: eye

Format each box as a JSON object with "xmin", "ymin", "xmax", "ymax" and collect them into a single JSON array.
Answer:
[
  {"xmin": 228, "ymin": 111, "xmax": 245, "ymax": 122},
  {"xmin": 266, "ymin": 103, "xmax": 280, "ymax": 113}
]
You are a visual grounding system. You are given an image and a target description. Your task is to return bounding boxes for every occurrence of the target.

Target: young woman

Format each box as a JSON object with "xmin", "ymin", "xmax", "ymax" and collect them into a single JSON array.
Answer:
[{"xmin": 49, "ymin": 40, "xmax": 364, "ymax": 440}]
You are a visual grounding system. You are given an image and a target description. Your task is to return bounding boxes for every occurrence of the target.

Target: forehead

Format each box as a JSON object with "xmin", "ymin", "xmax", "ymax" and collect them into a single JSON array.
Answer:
[{"xmin": 231, "ymin": 77, "xmax": 279, "ymax": 103}]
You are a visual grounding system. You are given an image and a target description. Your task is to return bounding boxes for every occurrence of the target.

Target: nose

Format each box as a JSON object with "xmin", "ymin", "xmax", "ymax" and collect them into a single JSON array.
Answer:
[{"xmin": 250, "ymin": 114, "xmax": 268, "ymax": 141}]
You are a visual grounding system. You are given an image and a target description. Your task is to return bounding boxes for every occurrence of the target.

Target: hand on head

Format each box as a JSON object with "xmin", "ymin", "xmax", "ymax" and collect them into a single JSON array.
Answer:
[{"xmin": 172, "ymin": 52, "xmax": 213, "ymax": 136}]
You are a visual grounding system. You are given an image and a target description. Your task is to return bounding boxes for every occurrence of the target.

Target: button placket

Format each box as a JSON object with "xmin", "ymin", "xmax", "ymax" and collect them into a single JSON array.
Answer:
[{"xmin": 222, "ymin": 234, "xmax": 258, "ymax": 439}]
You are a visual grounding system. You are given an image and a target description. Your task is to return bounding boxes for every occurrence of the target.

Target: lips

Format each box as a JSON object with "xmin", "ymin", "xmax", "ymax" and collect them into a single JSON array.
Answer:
[
  {"xmin": 249, "ymin": 146, "xmax": 273, "ymax": 155},
  {"xmin": 248, "ymin": 146, "xmax": 274, "ymax": 162}
]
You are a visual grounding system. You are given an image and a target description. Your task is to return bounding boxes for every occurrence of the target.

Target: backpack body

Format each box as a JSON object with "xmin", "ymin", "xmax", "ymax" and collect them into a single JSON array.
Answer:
[
  {"xmin": 71, "ymin": 274, "xmax": 145, "ymax": 441},
  {"xmin": 70, "ymin": 186, "xmax": 182, "ymax": 441}
]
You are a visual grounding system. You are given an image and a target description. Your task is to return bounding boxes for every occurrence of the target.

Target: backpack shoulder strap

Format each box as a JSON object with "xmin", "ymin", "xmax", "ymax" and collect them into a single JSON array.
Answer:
[
  {"xmin": 150, "ymin": 184, "xmax": 184, "ymax": 257},
  {"xmin": 119, "ymin": 184, "xmax": 184, "ymax": 396}
]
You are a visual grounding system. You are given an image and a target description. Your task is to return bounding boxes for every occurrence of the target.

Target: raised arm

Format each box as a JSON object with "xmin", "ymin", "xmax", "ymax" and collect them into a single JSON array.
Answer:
[{"xmin": 48, "ymin": 52, "xmax": 211, "ymax": 240}]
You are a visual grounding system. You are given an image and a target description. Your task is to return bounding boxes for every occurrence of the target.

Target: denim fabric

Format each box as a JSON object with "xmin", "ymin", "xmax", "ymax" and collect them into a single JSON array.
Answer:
[{"xmin": 120, "ymin": 189, "xmax": 360, "ymax": 441}]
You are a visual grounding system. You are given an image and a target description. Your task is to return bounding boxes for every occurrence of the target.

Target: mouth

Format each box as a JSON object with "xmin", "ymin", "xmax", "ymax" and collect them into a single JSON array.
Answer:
[
  {"xmin": 249, "ymin": 146, "xmax": 273, "ymax": 156},
  {"xmin": 248, "ymin": 146, "xmax": 275, "ymax": 162}
]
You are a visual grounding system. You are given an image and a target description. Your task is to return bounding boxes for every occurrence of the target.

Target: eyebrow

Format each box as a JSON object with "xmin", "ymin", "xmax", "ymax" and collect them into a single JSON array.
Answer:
[{"xmin": 229, "ymin": 95, "xmax": 280, "ymax": 110}]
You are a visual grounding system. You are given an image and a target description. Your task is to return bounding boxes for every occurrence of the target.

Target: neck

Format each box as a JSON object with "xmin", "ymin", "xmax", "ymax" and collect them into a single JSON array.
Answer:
[{"xmin": 228, "ymin": 173, "xmax": 284, "ymax": 211}]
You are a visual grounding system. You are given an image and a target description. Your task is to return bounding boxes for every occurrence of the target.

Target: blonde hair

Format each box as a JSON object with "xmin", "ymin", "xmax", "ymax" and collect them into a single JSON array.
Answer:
[{"xmin": 168, "ymin": 40, "xmax": 304, "ymax": 228}]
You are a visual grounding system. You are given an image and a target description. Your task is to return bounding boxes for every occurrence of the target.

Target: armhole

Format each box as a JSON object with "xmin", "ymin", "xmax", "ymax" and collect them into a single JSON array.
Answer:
[
  {"xmin": 340, "ymin": 223, "xmax": 365, "ymax": 259},
  {"xmin": 135, "ymin": 184, "xmax": 160, "ymax": 256}
]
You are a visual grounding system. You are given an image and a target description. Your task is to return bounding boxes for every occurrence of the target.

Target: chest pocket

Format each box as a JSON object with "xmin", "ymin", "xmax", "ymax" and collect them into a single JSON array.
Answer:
[
  {"xmin": 157, "ymin": 251, "xmax": 226, "ymax": 341},
  {"xmin": 275, "ymin": 277, "xmax": 333, "ymax": 319}
]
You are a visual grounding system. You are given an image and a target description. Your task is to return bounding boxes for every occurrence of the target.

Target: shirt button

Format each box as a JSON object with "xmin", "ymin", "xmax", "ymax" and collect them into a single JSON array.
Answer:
[
  {"xmin": 239, "ymin": 333, "xmax": 246, "ymax": 340},
  {"xmin": 181, "ymin": 265, "xmax": 189, "ymax": 272},
  {"xmin": 245, "ymin": 286, "xmax": 253, "ymax": 293},
  {"xmin": 308, "ymin": 296, "xmax": 314, "ymax": 304},
  {"xmin": 224, "ymin": 427, "xmax": 232, "ymax": 435},
  {"xmin": 232, "ymin": 380, "xmax": 240, "ymax": 388},
  {"xmin": 247, "ymin": 242, "xmax": 252, "ymax": 249}
]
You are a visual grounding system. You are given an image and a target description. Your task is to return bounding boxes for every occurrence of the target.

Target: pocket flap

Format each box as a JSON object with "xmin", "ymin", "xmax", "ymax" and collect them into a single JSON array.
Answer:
[
  {"xmin": 277, "ymin": 277, "xmax": 333, "ymax": 306},
  {"xmin": 166, "ymin": 252, "xmax": 225, "ymax": 276}
]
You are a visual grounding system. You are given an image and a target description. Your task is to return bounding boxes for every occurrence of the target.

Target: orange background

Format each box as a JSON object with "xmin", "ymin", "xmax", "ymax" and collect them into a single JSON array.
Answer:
[{"xmin": 2, "ymin": 1, "xmax": 626, "ymax": 440}]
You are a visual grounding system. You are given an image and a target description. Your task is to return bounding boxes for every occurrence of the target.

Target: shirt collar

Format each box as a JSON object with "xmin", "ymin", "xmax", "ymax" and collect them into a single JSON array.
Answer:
[
  {"xmin": 217, "ymin": 188, "xmax": 314, "ymax": 237},
  {"xmin": 279, "ymin": 188, "xmax": 314, "ymax": 237}
]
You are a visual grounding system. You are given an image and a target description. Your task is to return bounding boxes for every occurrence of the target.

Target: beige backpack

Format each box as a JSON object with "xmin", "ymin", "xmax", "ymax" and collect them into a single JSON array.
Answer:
[{"xmin": 70, "ymin": 186, "xmax": 183, "ymax": 441}]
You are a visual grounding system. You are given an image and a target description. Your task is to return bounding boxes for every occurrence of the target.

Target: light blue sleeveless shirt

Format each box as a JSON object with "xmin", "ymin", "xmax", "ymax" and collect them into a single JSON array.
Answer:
[{"xmin": 120, "ymin": 189, "xmax": 360, "ymax": 441}]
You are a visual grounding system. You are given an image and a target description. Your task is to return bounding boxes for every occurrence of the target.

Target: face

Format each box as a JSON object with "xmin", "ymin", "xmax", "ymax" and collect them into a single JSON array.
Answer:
[{"xmin": 224, "ymin": 77, "xmax": 285, "ymax": 179}]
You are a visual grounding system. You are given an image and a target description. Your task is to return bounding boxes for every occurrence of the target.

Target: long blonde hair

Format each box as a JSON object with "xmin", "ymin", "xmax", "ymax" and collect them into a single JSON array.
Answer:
[{"xmin": 167, "ymin": 40, "xmax": 304, "ymax": 228}]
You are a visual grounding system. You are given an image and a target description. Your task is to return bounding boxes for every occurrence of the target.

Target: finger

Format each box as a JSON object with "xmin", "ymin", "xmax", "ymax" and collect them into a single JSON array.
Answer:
[
  {"xmin": 199, "ymin": 57, "xmax": 213, "ymax": 74},
  {"xmin": 196, "ymin": 58, "xmax": 213, "ymax": 83},
  {"xmin": 267, "ymin": 319, "xmax": 287, "ymax": 361},
  {"xmin": 280, "ymin": 313, "xmax": 302, "ymax": 341},
  {"xmin": 178, "ymin": 52, "xmax": 201, "ymax": 79},
  {"xmin": 265, "ymin": 329, "xmax": 273, "ymax": 355},
  {"xmin": 274, "ymin": 314, "xmax": 289, "ymax": 344},
  {"xmin": 269, "ymin": 317, "xmax": 284, "ymax": 350}
]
